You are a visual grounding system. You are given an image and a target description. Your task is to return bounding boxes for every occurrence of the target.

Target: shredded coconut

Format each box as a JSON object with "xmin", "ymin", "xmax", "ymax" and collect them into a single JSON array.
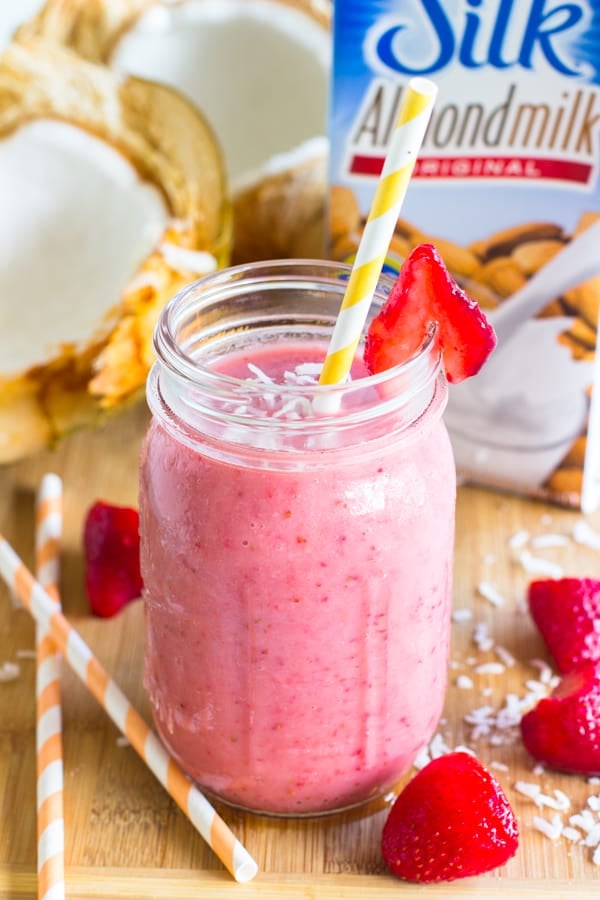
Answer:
[
  {"xmin": 573, "ymin": 520, "xmax": 600, "ymax": 550},
  {"xmin": 517, "ymin": 550, "xmax": 564, "ymax": 578},
  {"xmin": 514, "ymin": 781, "xmax": 541, "ymax": 801},
  {"xmin": 456, "ymin": 674, "xmax": 474, "ymax": 689},
  {"xmin": 0, "ymin": 661, "xmax": 20, "ymax": 682},
  {"xmin": 477, "ymin": 580, "xmax": 506, "ymax": 607},
  {"xmin": 472, "ymin": 622, "xmax": 494, "ymax": 653},
  {"xmin": 508, "ymin": 529, "xmax": 530, "ymax": 549},
  {"xmin": 495, "ymin": 645, "xmax": 516, "ymax": 667},
  {"xmin": 529, "ymin": 659, "xmax": 557, "ymax": 686},
  {"xmin": 532, "ymin": 813, "xmax": 563, "ymax": 841},
  {"xmin": 474, "ymin": 662, "xmax": 506, "ymax": 675},
  {"xmin": 530, "ymin": 533, "xmax": 570, "ymax": 548},
  {"xmin": 535, "ymin": 790, "xmax": 571, "ymax": 812},
  {"xmin": 452, "ymin": 608, "xmax": 473, "ymax": 623},
  {"xmin": 15, "ymin": 649, "xmax": 36, "ymax": 660},
  {"xmin": 429, "ymin": 733, "xmax": 452, "ymax": 759}
]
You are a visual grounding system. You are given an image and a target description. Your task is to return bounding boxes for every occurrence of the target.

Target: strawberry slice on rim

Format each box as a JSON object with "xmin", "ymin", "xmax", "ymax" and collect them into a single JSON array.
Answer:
[{"xmin": 364, "ymin": 243, "xmax": 496, "ymax": 383}]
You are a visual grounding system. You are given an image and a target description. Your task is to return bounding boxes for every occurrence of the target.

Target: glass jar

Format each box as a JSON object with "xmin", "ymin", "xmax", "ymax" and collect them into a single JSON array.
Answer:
[{"xmin": 139, "ymin": 260, "xmax": 456, "ymax": 816}]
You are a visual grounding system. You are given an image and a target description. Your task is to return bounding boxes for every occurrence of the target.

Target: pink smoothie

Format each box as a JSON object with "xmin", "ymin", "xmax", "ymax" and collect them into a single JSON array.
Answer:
[{"xmin": 140, "ymin": 343, "xmax": 456, "ymax": 814}]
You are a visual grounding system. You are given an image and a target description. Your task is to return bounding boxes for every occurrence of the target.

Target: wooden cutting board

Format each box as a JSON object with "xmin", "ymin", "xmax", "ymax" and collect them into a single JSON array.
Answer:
[{"xmin": 1, "ymin": 402, "xmax": 600, "ymax": 898}]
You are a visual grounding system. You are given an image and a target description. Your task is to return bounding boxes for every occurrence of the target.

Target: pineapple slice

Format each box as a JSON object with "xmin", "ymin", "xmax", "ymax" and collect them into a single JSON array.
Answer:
[
  {"xmin": 0, "ymin": 38, "xmax": 229, "ymax": 463},
  {"xmin": 21, "ymin": 0, "xmax": 331, "ymax": 262}
]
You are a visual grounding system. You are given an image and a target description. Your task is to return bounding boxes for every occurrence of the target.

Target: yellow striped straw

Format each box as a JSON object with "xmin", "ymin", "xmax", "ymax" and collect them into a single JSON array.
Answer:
[
  {"xmin": 319, "ymin": 76, "xmax": 438, "ymax": 387},
  {"xmin": 0, "ymin": 534, "xmax": 258, "ymax": 884},
  {"xmin": 35, "ymin": 474, "xmax": 65, "ymax": 900}
]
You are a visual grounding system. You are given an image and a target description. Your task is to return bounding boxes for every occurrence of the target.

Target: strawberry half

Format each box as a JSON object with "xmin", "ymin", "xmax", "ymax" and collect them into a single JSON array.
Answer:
[
  {"xmin": 520, "ymin": 662, "xmax": 600, "ymax": 775},
  {"xmin": 381, "ymin": 752, "xmax": 518, "ymax": 883},
  {"xmin": 528, "ymin": 577, "xmax": 600, "ymax": 674},
  {"xmin": 83, "ymin": 501, "xmax": 143, "ymax": 618},
  {"xmin": 364, "ymin": 243, "xmax": 496, "ymax": 382}
]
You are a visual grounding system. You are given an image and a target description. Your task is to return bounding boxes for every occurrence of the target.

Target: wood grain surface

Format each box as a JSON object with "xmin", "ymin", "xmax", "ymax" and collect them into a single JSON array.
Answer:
[{"xmin": 1, "ymin": 402, "xmax": 600, "ymax": 898}]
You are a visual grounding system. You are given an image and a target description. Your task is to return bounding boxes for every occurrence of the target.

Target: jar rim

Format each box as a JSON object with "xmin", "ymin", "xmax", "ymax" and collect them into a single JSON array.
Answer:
[{"xmin": 153, "ymin": 258, "xmax": 441, "ymax": 398}]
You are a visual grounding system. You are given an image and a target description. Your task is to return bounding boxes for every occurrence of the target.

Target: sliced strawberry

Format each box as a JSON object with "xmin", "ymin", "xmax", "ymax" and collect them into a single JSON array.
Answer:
[
  {"xmin": 528, "ymin": 578, "xmax": 600, "ymax": 674},
  {"xmin": 83, "ymin": 501, "xmax": 143, "ymax": 618},
  {"xmin": 520, "ymin": 662, "xmax": 600, "ymax": 775},
  {"xmin": 364, "ymin": 243, "xmax": 496, "ymax": 382},
  {"xmin": 381, "ymin": 752, "xmax": 518, "ymax": 883}
]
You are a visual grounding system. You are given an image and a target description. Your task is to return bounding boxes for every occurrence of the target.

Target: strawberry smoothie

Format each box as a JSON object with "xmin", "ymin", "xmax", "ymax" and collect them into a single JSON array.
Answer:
[{"xmin": 139, "ymin": 261, "xmax": 456, "ymax": 815}]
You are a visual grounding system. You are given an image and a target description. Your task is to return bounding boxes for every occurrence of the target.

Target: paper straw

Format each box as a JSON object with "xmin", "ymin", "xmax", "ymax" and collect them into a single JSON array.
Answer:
[
  {"xmin": 35, "ymin": 474, "xmax": 65, "ymax": 900},
  {"xmin": 319, "ymin": 76, "xmax": 438, "ymax": 388},
  {"xmin": 0, "ymin": 535, "xmax": 258, "ymax": 884}
]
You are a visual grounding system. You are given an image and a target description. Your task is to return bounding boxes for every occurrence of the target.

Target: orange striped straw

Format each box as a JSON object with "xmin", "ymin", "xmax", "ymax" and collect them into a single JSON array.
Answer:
[
  {"xmin": 0, "ymin": 534, "xmax": 258, "ymax": 884},
  {"xmin": 319, "ymin": 76, "xmax": 438, "ymax": 390},
  {"xmin": 35, "ymin": 474, "xmax": 65, "ymax": 900}
]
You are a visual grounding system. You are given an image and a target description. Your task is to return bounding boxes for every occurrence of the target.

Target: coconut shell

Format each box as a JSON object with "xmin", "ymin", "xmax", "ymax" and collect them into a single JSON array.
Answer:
[
  {"xmin": 21, "ymin": 0, "xmax": 331, "ymax": 264},
  {"xmin": 0, "ymin": 38, "xmax": 229, "ymax": 463}
]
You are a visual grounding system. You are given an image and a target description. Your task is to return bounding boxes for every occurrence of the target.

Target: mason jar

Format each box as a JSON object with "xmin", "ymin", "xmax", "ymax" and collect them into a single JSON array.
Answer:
[{"xmin": 139, "ymin": 259, "xmax": 456, "ymax": 816}]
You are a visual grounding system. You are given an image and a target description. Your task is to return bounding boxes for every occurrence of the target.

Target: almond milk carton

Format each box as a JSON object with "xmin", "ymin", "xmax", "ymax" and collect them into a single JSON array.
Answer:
[{"xmin": 328, "ymin": 0, "xmax": 600, "ymax": 511}]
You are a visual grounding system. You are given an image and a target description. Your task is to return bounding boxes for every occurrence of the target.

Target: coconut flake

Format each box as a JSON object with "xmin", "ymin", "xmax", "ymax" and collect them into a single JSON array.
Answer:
[
  {"xmin": 530, "ymin": 659, "xmax": 557, "ymax": 685},
  {"xmin": 0, "ymin": 661, "xmax": 20, "ymax": 682},
  {"xmin": 573, "ymin": 520, "xmax": 600, "ymax": 550},
  {"xmin": 456, "ymin": 674, "xmax": 474, "ymax": 689},
  {"xmin": 429, "ymin": 733, "xmax": 452, "ymax": 759},
  {"xmin": 452, "ymin": 607, "xmax": 473, "ymax": 623},
  {"xmin": 515, "ymin": 781, "xmax": 542, "ymax": 801},
  {"xmin": 472, "ymin": 622, "xmax": 494, "ymax": 653},
  {"xmin": 508, "ymin": 529, "xmax": 530, "ymax": 549},
  {"xmin": 530, "ymin": 533, "xmax": 569, "ymax": 548},
  {"xmin": 517, "ymin": 550, "xmax": 564, "ymax": 578},
  {"xmin": 532, "ymin": 813, "xmax": 563, "ymax": 841},
  {"xmin": 495, "ymin": 645, "xmax": 516, "ymax": 667},
  {"xmin": 535, "ymin": 790, "xmax": 571, "ymax": 812},
  {"xmin": 474, "ymin": 662, "xmax": 506, "ymax": 675},
  {"xmin": 477, "ymin": 580, "xmax": 505, "ymax": 607},
  {"xmin": 160, "ymin": 242, "xmax": 217, "ymax": 275},
  {"xmin": 583, "ymin": 825, "xmax": 600, "ymax": 848}
]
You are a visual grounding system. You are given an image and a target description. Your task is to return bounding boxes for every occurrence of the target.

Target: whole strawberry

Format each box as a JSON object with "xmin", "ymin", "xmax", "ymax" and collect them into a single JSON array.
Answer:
[
  {"xmin": 381, "ymin": 752, "xmax": 518, "ymax": 883},
  {"xmin": 520, "ymin": 662, "xmax": 600, "ymax": 775},
  {"xmin": 528, "ymin": 578, "xmax": 600, "ymax": 673},
  {"xmin": 83, "ymin": 501, "xmax": 143, "ymax": 617}
]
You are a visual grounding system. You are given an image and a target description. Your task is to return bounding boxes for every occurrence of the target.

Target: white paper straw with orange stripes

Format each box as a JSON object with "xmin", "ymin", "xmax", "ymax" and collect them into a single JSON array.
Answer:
[
  {"xmin": 318, "ymin": 76, "xmax": 438, "ymax": 390},
  {"xmin": 0, "ymin": 534, "xmax": 258, "ymax": 884},
  {"xmin": 35, "ymin": 473, "xmax": 65, "ymax": 900}
]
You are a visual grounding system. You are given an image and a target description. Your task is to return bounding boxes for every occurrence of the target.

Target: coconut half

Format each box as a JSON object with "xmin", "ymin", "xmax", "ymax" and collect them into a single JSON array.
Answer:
[
  {"xmin": 22, "ymin": 0, "xmax": 331, "ymax": 262},
  {"xmin": 0, "ymin": 38, "xmax": 229, "ymax": 463}
]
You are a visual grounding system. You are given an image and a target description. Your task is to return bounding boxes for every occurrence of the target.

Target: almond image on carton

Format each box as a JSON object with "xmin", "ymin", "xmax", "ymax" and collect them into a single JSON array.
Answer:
[{"xmin": 327, "ymin": 1, "xmax": 600, "ymax": 512}]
